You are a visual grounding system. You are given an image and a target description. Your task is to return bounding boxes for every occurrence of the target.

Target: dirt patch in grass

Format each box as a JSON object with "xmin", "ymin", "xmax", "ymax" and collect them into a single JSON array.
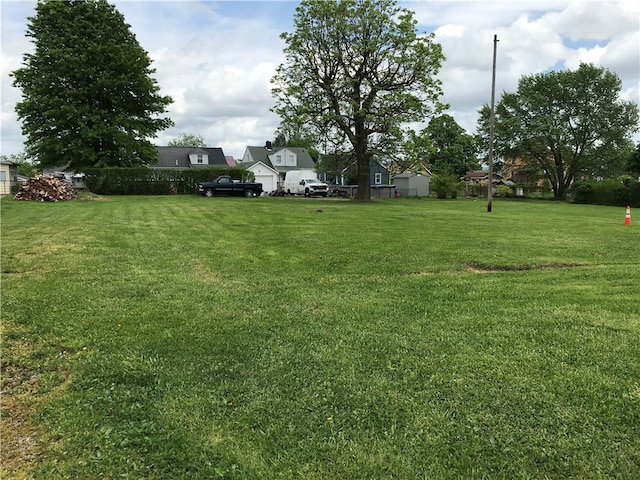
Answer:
[
  {"xmin": 466, "ymin": 261, "xmax": 584, "ymax": 273},
  {"xmin": 1, "ymin": 367, "xmax": 42, "ymax": 479},
  {"xmin": 0, "ymin": 333, "xmax": 73, "ymax": 479},
  {"xmin": 75, "ymin": 191, "xmax": 111, "ymax": 201}
]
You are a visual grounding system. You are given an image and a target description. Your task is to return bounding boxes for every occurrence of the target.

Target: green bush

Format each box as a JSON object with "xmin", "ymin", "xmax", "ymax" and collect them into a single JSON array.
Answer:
[
  {"xmin": 569, "ymin": 180, "xmax": 593, "ymax": 204},
  {"xmin": 630, "ymin": 182, "xmax": 640, "ymax": 207},
  {"xmin": 496, "ymin": 185, "xmax": 513, "ymax": 198},
  {"xmin": 431, "ymin": 174, "xmax": 461, "ymax": 199},
  {"xmin": 569, "ymin": 178, "xmax": 640, "ymax": 207},
  {"xmin": 84, "ymin": 167, "xmax": 254, "ymax": 195}
]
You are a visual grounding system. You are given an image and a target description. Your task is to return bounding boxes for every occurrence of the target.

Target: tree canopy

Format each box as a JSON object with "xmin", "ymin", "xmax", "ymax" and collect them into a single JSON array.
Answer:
[
  {"xmin": 388, "ymin": 129, "xmax": 434, "ymax": 175},
  {"xmin": 423, "ymin": 114, "xmax": 480, "ymax": 177},
  {"xmin": 271, "ymin": 0, "xmax": 446, "ymax": 200},
  {"xmin": 11, "ymin": 0, "xmax": 173, "ymax": 172},
  {"xmin": 168, "ymin": 133, "xmax": 207, "ymax": 148},
  {"xmin": 477, "ymin": 63, "xmax": 639, "ymax": 199}
]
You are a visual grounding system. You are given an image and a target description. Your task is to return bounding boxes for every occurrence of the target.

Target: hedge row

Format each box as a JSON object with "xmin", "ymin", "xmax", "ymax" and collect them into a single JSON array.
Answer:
[
  {"xmin": 84, "ymin": 167, "xmax": 254, "ymax": 195},
  {"xmin": 569, "ymin": 179, "xmax": 640, "ymax": 207},
  {"xmin": 464, "ymin": 183, "xmax": 553, "ymax": 198}
]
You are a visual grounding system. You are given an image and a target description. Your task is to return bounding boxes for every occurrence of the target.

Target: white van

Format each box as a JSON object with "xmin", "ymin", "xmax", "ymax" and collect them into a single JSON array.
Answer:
[{"xmin": 284, "ymin": 170, "xmax": 329, "ymax": 197}]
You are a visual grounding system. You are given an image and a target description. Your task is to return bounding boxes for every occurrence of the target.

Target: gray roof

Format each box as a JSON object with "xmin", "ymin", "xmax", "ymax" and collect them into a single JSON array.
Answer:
[
  {"xmin": 155, "ymin": 146, "xmax": 227, "ymax": 169},
  {"xmin": 246, "ymin": 146, "xmax": 316, "ymax": 172}
]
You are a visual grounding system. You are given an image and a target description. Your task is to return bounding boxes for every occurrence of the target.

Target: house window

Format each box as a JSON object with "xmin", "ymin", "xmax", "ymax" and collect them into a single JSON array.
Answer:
[
  {"xmin": 287, "ymin": 154, "xmax": 295, "ymax": 165},
  {"xmin": 197, "ymin": 154, "xmax": 203, "ymax": 164},
  {"xmin": 275, "ymin": 155, "xmax": 282, "ymax": 164},
  {"xmin": 374, "ymin": 172, "xmax": 382, "ymax": 185},
  {"xmin": 0, "ymin": 171, "xmax": 6, "ymax": 182}
]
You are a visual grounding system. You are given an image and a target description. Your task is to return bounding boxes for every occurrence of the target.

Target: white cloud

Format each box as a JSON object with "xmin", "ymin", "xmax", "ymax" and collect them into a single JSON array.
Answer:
[
  {"xmin": 544, "ymin": 0, "xmax": 639, "ymax": 40},
  {"xmin": 434, "ymin": 24, "xmax": 464, "ymax": 38}
]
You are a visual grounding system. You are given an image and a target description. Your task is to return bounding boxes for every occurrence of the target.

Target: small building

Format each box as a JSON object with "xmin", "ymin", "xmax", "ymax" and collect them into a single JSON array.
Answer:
[
  {"xmin": 392, "ymin": 172, "xmax": 430, "ymax": 197},
  {"xmin": 462, "ymin": 170, "xmax": 488, "ymax": 184},
  {"xmin": 0, "ymin": 162, "xmax": 19, "ymax": 195},
  {"xmin": 248, "ymin": 161, "xmax": 280, "ymax": 194}
]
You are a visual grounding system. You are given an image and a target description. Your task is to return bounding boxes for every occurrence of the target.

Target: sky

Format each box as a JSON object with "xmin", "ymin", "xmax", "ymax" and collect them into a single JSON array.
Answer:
[{"xmin": 1, "ymin": 0, "xmax": 639, "ymax": 160}]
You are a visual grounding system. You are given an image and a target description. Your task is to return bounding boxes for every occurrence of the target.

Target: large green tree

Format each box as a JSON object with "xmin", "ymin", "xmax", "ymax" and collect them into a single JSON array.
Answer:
[
  {"xmin": 423, "ymin": 114, "xmax": 479, "ymax": 177},
  {"xmin": 11, "ymin": 0, "xmax": 173, "ymax": 171},
  {"xmin": 271, "ymin": 0, "xmax": 445, "ymax": 200},
  {"xmin": 477, "ymin": 63, "xmax": 639, "ymax": 199}
]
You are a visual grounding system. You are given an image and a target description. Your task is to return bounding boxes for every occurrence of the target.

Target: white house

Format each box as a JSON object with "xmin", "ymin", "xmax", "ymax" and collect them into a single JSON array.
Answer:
[{"xmin": 242, "ymin": 143, "xmax": 317, "ymax": 194}]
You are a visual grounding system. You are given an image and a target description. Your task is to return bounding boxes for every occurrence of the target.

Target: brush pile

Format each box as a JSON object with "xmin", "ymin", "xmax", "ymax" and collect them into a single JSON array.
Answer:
[{"xmin": 14, "ymin": 175, "xmax": 76, "ymax": 201}]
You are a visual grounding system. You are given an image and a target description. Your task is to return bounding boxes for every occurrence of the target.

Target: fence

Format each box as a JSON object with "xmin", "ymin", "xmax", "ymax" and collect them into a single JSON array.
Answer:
[{"xmin": 333, "ymin": 185, "xmax": 397, "ymax": 199}]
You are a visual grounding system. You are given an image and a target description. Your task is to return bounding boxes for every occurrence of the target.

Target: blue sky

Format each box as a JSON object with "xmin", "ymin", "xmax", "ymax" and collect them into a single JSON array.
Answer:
[{"xmin": 1, "ymin": 0, "xmax": 638, "ymax": 159}]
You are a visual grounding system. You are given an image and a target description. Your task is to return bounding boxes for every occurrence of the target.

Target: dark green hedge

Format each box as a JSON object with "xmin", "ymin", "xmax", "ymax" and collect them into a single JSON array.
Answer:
[
  {"xmin": 84, "ymin": 167, "xmax": 254, "ymax": 195},
  {"xmin": 464, "ymin": 183, "xmax": 553, "ymax": 198},
  {"xmin": 569, "ymin": 179, "xmax": 640, "ymax": 207}
]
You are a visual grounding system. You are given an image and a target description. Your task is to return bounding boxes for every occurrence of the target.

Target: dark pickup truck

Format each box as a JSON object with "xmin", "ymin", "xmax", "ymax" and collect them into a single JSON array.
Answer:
[{"xmin": 197, "ymin": 176, "xmax": 263, "ymax": 197}]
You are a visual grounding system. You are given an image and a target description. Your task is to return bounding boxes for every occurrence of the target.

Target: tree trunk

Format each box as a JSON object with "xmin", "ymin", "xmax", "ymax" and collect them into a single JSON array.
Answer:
[
  {"xmin": 353, "ymin": 118, "xmax": 371, "ymax": 201},
  {"xmin": 355, "ymin": 154, "xmax": 371, "ymax": 201},
  {"xmin": 556, "ymin": 179, "xmax": 571, "ymax": 200}
]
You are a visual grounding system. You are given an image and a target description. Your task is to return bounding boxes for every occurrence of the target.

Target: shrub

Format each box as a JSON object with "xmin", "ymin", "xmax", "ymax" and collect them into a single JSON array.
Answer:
[
  {"xmin": 431, "ymin": 174, "xmax": 461, "ymax": 199},
  {"xmin": 496, "ymin": 185, "xmax": 513, "ymax": 198},
  {"xmin": 569, "ymin": 178, "xmax": 640, "ymax": 207},
  {"xmin": 84, "ymin": 167, "xmax": 254, "ymax": 195},
  {"xmin": 569, "ymin": 180, "xmax": 593, "ymax": 204}
]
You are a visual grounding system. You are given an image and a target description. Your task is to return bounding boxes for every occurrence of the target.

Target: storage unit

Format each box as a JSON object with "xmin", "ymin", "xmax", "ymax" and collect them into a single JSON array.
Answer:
[{"xmin": 391, "ymin": 173, "xmax": 430, "ymax": 197}]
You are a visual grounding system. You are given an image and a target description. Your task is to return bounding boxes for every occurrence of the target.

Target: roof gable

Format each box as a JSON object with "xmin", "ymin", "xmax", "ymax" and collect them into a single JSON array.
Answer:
[
  {"xmin": 155, "ymin": 146, "xmax": 227, "ymax": 168},
  {"xmin": 463, "ymin": 170, "xmax": 488, "ymax": 180},
  {"xmin": 246, "ymin": 161, "xmax": 279, "ymax": 175},
  {"xmin": 243, "ymin": 146, "xmax": 315, "ymax": 171}
]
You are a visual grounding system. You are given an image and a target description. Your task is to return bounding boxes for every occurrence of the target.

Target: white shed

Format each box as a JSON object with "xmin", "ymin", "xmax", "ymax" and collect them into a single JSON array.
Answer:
[
  {"xmin": 0, "ymin": 162, "xmax": 18, "ymax": 195},
  {"xmin": 392, "ymin": 173, "xmax": 430, "ymax": 197}
]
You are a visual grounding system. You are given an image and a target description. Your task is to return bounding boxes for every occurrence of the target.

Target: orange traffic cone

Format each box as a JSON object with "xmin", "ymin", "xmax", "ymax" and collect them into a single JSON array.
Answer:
[{"xmin": 624, "ymin": 206, "xmax": 631, "ymax": 225}]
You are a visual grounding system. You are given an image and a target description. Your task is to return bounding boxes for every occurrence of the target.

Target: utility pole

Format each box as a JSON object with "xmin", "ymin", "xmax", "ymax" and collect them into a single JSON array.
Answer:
[{"xmin": 487, "ymin": 34, "xmax": 498, "ymax": 212}]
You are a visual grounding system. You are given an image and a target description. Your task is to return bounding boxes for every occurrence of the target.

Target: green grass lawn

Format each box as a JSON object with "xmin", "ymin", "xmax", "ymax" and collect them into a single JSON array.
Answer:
[{"xmin": 2, "ymin": 194, "xmax": 639, "ymax": 479}]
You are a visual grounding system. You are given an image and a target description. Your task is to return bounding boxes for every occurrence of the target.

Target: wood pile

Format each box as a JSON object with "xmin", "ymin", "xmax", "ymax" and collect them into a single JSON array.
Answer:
[{"xmin": 14, "ymin": 175, "xmax": 76, "ymax": 201}]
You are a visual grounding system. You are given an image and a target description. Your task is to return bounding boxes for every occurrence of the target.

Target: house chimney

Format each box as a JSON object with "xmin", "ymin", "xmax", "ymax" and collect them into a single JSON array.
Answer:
[{"xmin": 265, "ymin": 141, "xmax": 272, "ymax": 151}]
